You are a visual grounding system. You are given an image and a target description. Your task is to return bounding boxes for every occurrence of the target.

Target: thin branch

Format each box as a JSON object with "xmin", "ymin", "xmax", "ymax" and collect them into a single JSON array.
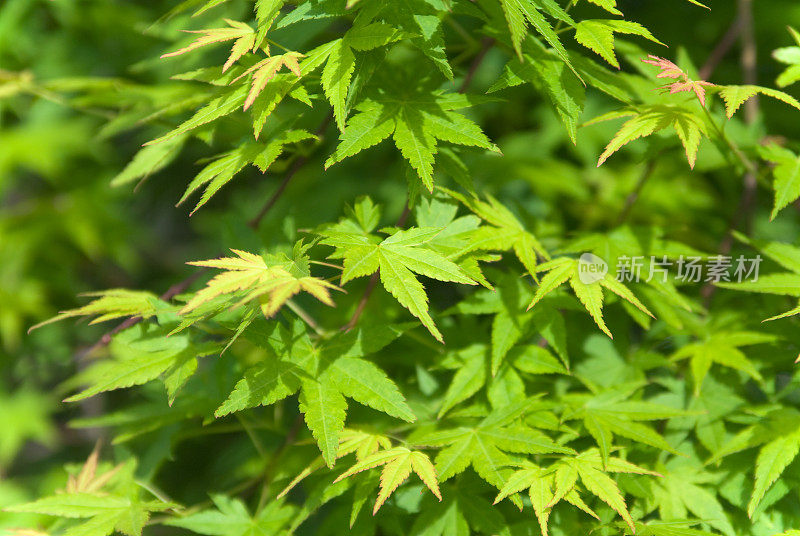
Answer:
[
  {"xmin": 739, "ymin": 0, "xmax": 759, "ymax": 122},
  {"xmin": 248, "ymin": 112, "xmax": 334, "ymax": 229},
  {"xmin": 615, "ymin": 159, "xmax": 659, "ymax": 226},
  {"xmin": 256, "ymin": 413, "xmax": 304, "ymax": 512},
  {"xmin": 459, "ymin": 37, "xmax": 494, "ymax": 93},
  {"xmin": 699, "ymin": 14, "xmax": 744, "ymax": 80},
  {"xmin": 286, "ymin": 299, "xmax": 327, "ymax": 337},
  {"xmin": 81, "ymin": 268, "xmax": 206, "ymax": 356}
]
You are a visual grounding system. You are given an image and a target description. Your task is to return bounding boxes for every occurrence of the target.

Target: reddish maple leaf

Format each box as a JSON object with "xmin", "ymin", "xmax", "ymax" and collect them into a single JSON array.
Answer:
[
  {"xmin": 666, "ymin": 79, "xmax": 716, "ymax": 106},
  {"xmin": 642, "ymin": 55, "xmax": 685, "ymax": 79},
  {"xmin": 642, "ymin": 55, "xmax": 716, "ymax": 106}
]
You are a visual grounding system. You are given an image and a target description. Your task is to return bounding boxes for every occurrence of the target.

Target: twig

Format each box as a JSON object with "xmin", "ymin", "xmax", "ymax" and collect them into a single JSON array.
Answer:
[
  {"xmin": 615, "ymin": 159, "xmax": 659, "ymax": 226},
  {"xmin": 286, "ymin": 299, "xmax": 327, "ymax": 337},
  {"xmin": 699, "ymin": 14, "xmax": 744, "ymax": 80},
  {"xmin": 248, "ymin": 112, "xmax": 334, "ymax": 229},
  {"xmin": 459, "ymin": 37, "xmax": 494, "ymax": 93},
  {"xmin": 81, "ymin": 269, "xmax": 206, "ymax": 356},
  {"xmin": 739, "ymin": 0, "xmax": 759, "ymax": 123},
  {"xmin": 256, "ymin": 414, "xmax": 304, "ymax": 513}
]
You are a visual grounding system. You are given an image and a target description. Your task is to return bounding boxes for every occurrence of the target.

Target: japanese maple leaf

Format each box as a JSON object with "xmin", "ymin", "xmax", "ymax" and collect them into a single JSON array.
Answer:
[
  {"xmin": 494, "ymin": 449, "xmax": 658, "ymax": 536},
  {"xmin": 641, "ymin": 55, "xmax": 685, "ymax": 79},
  {"xmin": 182, "ymin": 248, "xmax": 338, "ymax": 317},
  {"xmin": 233, "ymin": 52, "xmax": 303, "ymax": 110},
  {"xmin": 66, "ymin": 442, "xmax": 122, "ymax": 494},
  {"xmin": 334, "ymin": 447, "xmax": 442, "ymax": 513},
  {"xmin": 642, "ymin": 55, "xmax": 715, "ymax": 106},
  {"xmin": 161, "ymin": 19, "xmax": 255, "ymax": 72},
  {"xmin": 666, "ymin": 78, "xmax": 716, "ymax": 106}
]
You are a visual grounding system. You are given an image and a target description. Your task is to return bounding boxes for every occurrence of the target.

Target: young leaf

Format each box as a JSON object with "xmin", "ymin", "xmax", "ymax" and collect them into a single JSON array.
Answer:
[
  {"xmin": 29, "ymin": 290, "xmax": 160, "ymax": 332},
  {"xmin": 161, "ymin": 20, "xmax": 256, "ymax": 73},
  {"xmin": 182, "ymin": 248, "xmax": 338, "ymax": 317},
  {"xmin": 592, "ymin": 105, "xmax": 708, "ymax": 168},
  {"xmin": 334, "ymin": 447, "xmax": 442, "ymax": 513}
]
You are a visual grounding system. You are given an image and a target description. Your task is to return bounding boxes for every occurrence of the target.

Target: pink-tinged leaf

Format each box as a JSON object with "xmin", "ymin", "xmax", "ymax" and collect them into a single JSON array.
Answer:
[{"xmin": 641, "ymin": 55, "xmax": 685, "ymax": 79}]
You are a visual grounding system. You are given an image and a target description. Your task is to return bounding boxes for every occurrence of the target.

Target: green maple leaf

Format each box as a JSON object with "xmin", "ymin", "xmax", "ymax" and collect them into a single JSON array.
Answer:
[
  {"xmin": 574, "ymin": 20, "xmax": 664, "ymax": 69},
  {"xmin": 453, "ymin": 273, "xmax": 570, "ymax": 370},
  {"xmin": 321, "ymin": 24, "xmax": 405, "ymax": 131},
  {"xmin": 774, "ymin": 26, "xmax": 800, "ymax": 88},
  {"xmin": 177, "ymin": 129, "xmax": 316, "ymax": 214},
  {"xmin": 490, "ymin": 38, "xmax": 586, "ymax": 142},
  {"xmin": 715, "ymin": 234, "xmax": 800, "ymax": 320},
  {"xmin": 651, "ymin": 458, "xmax": 735, "ymax": 536},
  {"xmin": 582, "ymin": 0, "xmax": 623, "ymax": 15},
  {"xmin": 111, "ymin": 135, "xmax": 186, "ymax": 188},
  {"xmin": 334, "ymin": 447, "xmax": 442, "ymax": 514},
  {"xmin": 589, "ymin": 105, "xmax": 709, "ymax": 169},
  {"xmin": 497, "ymin": 0, "xmax": 576, "ymax": 73},
  {"xmin": 165, "ymin": 494, "xmax": 295, "ymax": 536},
  {"xmin": 443, "ymin": 188, "xmax": 549, "ymax": 278},
  {"xmin": 318, "ymin": 198, "xmax": 478, "ymax": 341},
  {"xmin": 670, "ymin": 331, "xmax": 776, "ymax": 394},
  {"xmin": 377, "ymin": 0, "xmax": 453, "ymax": 78},
  {"xmin": 28, "ymin": 289, "xmax": 161, "ymax": 332},
  {"xmin": 757, "ymin": 143, "xmax": 800, "ymax": 220},
  {"xmin": 528, "ymin": 257, "xmax": 654, "ymax": 339},
  {"xmin": 495, "ymin": 449, "xmax": 657, "ymax": 535},
  {"xmin": 145, "ymin": 85, "xmax": 249, "ymax": 146},
  {"xmin": 718, "ymin": 84, "xmax": 800, "ymax": 119},
  {"xmin": 562, "ymin": 385, "xmax": 687, "ymax": 463},
  {"xmin": 436, "ymin": 342, "xmax": 568, "ymax": 418},
  {"xmin": 622, "ymin": 522, "xmax": 719, "ymax": 536},
  {"xmin": 324, "ymin": 75, "xmax": 498, "ymax": 191},
  {"xmin": 416, "ymin": 401, "xmax": 574, "ymax": 506},
  {"xmin": 278, "ymin": 429, "xmax": 395, "ymax": 500},
  {"xmin": 8, "ymin": 461, "xmax": 173, "ymax": 536},
  {"xmin": 215, "ymin": 319, "xmax": 415, "ymax": 467},
  {"xmin": 708, "ymin": 408, "xmax": 800, "ymax": 518},
  {"xmin": 409, "ymin": 486, "xmax": 509, "ymax": 536},
  {"xmin": 63, "ymin": 324, "xmax": 217, "ymax": 405}
]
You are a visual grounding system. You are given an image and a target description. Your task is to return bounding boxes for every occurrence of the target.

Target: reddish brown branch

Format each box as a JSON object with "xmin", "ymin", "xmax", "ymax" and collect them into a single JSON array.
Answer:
[
  {"xmin": 459, "ymin": 37, "xmax": 494, "ymax": 93},
  {"xmin": 81, "ymin": 269, "xmax": 207, "ymax": 356},
  {"xmin": 699, "ymin": 15, "xmax": 744, "ymax": 80},
  {"xmin": 248, "ymin": 112, "xmax": 334, "ymax": 229}
]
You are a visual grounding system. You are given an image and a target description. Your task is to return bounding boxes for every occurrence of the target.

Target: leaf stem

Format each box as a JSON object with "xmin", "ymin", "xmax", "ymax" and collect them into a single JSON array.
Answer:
[
  {"xmin": 248, "ymin": 112, "xmax": 334, "ymax": 229},
  {"xmin": 286, "ymin": 299, "xmax": 328, "ymax": 337}
]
